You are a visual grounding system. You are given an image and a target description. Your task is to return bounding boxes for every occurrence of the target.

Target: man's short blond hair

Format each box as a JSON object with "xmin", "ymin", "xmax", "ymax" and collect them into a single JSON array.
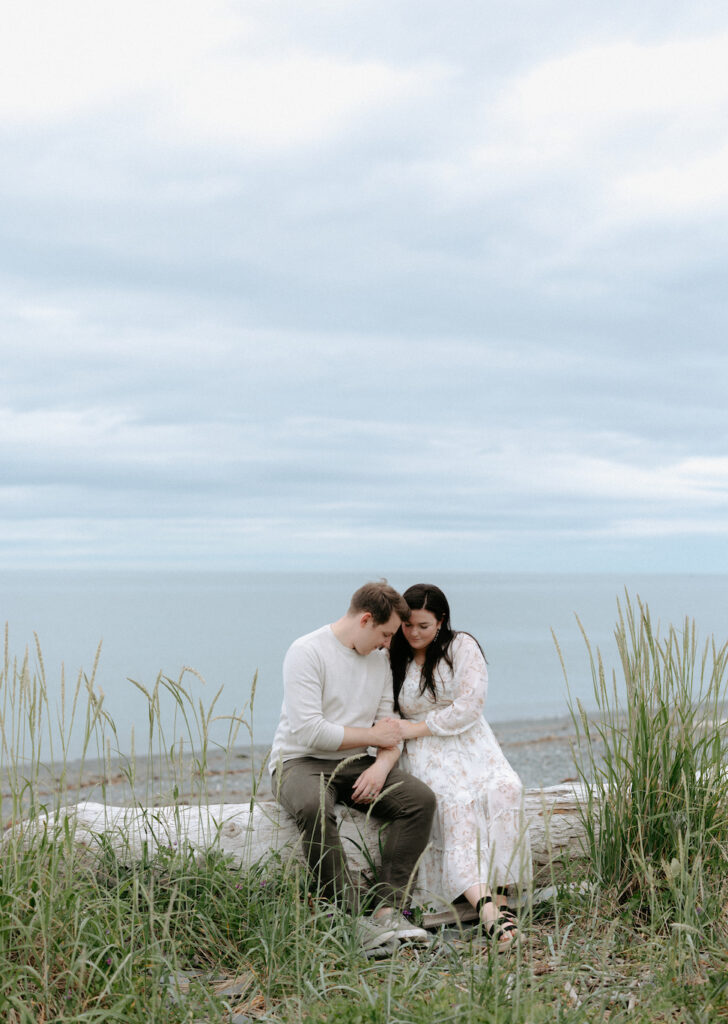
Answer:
[{"xmin": 348, "ymin": 580, "xmax": 410, "ymax": 625}]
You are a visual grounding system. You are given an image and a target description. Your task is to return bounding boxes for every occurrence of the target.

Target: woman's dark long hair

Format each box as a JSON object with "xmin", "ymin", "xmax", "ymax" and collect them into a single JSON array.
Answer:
[{"xmin": 391, "ymin": 583, "xmax": 456, "ymax": 713}]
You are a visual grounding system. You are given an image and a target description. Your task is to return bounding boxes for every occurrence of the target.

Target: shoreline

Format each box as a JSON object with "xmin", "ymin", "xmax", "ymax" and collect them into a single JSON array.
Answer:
[{"xmin": 2, "ymin": 714, "xmax": 586, "ymax": 817}]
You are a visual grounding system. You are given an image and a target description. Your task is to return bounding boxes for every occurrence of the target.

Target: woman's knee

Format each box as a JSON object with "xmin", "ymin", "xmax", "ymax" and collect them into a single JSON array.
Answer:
[
  {"xmin": 489, "ymin": 780, "xmax": 523, "ymax": 817},
  {"xmin": 496, "ymin": 776, "xmax": 522, "ymax": 799}
]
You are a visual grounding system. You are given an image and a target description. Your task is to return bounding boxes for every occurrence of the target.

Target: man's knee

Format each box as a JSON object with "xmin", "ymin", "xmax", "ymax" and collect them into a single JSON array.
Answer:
[
  {"xmin": 418, "ymin": 781, "xmax": 437, "ymax": 824},
  {"xmin": 278, "ymin": 774, "xmax": 336, "ymax": 832},
  {"xmin": 390, "ymin": 771, "xmax": 437, "ymax": 820},
  {"xmin": 405, "ymin": 776, "xmax": 436, "ymax": 829},
  {"xmin": 294, "ymin": 792, "xmax": 336, "ymax": 832}
]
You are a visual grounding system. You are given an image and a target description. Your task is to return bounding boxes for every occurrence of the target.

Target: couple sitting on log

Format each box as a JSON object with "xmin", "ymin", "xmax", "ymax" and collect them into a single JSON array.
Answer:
[{"xmin": 270, "ymin": 580, "xmax": 531, "ymax": 954}]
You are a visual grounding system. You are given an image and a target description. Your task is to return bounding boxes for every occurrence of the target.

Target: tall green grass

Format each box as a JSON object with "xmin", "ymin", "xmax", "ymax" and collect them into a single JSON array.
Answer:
[
  {"xmin": 2, "ymin": 608, "xmax": 728, "ymax": 1023},
  {"xmin": 0, "ymin": 627, "xmax": 264, "ymax": 1021},
  {"xmin": 563, "ymin": 594, "xmax": 728, "ymax": 926}
]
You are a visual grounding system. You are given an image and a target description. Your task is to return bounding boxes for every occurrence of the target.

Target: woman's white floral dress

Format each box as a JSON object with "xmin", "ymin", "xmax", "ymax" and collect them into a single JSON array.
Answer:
[{"xmin": 398, "ymin": 633, "xmax": 531, "ymax": 906}]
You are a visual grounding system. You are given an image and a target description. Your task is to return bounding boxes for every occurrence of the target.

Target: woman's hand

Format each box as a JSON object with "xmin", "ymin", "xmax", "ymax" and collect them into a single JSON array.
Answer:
[
  {"xmin": 351, "ymin": 760, "xmax": 390, "ymax": 804},
  {"xmin": 383, "ymin": 716, "xmax": 430, "ymax": 740}
]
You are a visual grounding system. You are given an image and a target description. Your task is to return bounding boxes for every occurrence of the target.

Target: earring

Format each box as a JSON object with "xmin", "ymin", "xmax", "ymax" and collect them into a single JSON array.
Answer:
[{"xmin": 433, "ymin": 627, "xmax": 440, "ymax": 642}]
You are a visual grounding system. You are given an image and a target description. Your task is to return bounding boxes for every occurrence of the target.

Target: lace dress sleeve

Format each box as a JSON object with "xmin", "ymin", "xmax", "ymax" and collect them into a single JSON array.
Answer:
[{"xmin": 424, "ymin": 633, "xmax": 488, "ymax": 736}]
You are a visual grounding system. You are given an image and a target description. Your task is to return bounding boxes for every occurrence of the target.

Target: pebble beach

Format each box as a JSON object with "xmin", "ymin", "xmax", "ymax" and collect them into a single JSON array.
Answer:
[{"xmin": 2, "ymin": 715, "xmax": 586, "ymax": 818}]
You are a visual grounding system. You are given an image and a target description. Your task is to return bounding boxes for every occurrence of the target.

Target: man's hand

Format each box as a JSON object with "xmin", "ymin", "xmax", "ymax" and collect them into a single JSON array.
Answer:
[
  {"xmin": 369, "ymin": 718, "xmax": 403, "ymax": 747},
  {"xmin": 351, "ymin": 759, "xmax": 390, "ymax": 804}
]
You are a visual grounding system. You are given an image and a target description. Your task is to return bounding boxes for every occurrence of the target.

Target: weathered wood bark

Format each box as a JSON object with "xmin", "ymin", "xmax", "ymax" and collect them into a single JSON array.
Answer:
[{"xmin": 20, "ymin": 783, "xmax": 590, "ymax": 920}]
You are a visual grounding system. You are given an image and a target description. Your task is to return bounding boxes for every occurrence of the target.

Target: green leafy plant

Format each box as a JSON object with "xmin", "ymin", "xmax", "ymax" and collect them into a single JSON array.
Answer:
[{"xmin": 562, "ymin": 593, "xmax": 728, "ymax": 924}]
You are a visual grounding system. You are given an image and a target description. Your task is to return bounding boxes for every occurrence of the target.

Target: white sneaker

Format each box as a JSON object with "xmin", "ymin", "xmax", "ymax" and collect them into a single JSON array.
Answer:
[
  {"xmin": 355, "ymin": 915, "xmax": 397, "ymax": 951},
  {"xmin": 374, "ymin": 909, "xmax": 429, "ymax": 943},
  {"xmin": 363, "ymin": 936, "xmax": 399, "ymax": 959}
]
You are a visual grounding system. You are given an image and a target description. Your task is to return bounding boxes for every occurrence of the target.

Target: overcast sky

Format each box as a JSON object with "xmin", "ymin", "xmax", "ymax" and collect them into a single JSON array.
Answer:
[{"xmin": 2, "ymin": 1, "xmax": 727, "ymax": 573}]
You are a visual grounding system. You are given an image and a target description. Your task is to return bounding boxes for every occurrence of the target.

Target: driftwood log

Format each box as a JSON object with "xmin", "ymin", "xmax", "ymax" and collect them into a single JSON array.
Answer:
[{"xmin": 23, "ymin": 784, "xmax": 590, "ymax": 924}]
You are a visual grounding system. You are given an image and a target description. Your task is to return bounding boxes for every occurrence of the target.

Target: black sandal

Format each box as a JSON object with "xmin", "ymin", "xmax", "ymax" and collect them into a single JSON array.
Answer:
[
  {"xmin": 494, "ymin": 886, "xmax": 517, "ymax": 925},
  {"xmin": 476, "ymin": 896, "xmax": 519, "ymax": 950}
]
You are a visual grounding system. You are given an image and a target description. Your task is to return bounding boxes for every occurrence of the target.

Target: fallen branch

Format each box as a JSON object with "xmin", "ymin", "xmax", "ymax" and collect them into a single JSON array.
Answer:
[{"xmin": 13, "ymin": 784, "xmax": 590, "ymax": 920}]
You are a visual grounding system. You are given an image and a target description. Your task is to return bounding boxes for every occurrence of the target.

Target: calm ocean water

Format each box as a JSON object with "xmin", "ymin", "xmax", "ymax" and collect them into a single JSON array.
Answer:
[{"xmin": 2, "ymin": 572, "xmax": 727, "ymax": 761}]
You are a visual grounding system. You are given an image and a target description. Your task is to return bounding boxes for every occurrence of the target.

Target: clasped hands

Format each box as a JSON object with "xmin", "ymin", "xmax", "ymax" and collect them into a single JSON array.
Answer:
[
  {"xmin": 351, "ymin": 717, "xmax": 419, "ymax": 804},
  {"xmin": 370, "ymin": 716, "xmax": 419, "ymax": 747}
]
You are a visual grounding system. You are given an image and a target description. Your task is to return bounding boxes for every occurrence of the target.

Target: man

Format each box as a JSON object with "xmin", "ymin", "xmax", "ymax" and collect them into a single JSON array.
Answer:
[{"xmin": 270, "ymin": 580, "xmax": 436, "ymax": 951}]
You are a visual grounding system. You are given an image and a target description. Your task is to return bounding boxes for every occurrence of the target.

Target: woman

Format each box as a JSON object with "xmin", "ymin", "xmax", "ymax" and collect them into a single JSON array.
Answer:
[{"xmin": 388, "ymin": 583, "xmax": 530, "ymax": 948}]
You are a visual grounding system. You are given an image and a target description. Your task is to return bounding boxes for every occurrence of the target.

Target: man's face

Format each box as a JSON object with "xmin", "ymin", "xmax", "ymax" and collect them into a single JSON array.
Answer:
[{"xmin": 355, "ymin": 611, "xmax": 401, "ymax": 654}]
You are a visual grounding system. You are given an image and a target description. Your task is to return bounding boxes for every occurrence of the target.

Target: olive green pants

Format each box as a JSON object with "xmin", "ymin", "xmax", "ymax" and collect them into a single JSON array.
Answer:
[{"xmin": 274, "ymin": 754, "xmax": 436, "ymax": 911}]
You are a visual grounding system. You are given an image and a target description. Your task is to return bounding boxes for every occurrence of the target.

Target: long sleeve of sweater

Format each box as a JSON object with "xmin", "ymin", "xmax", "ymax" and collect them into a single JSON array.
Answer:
[
  {"xmin": 282, "ymin": 640, "xmax": 346, "ymax": 751},
  {"xmin": 269, "ymin": 625, "xmax": 394, "ymax": 771}
]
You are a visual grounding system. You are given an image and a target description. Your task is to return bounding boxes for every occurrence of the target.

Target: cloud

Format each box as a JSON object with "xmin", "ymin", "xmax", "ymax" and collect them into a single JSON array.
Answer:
[
  {"xmin": 403, "ymin": 31, "xmax": 728, "ymax": 275},
  {"xmin": 1, "ymin": 3, "xmax": 727, "ymax": 571},
  {"xmin": 612, "ymin": 144, "xmax": 728, "ymax": 216},
  {"xmin": 501, "ymin": 34, "xmax": 728, "ymax": 132},
  {"xmin": 0, "ymin": 2, "xmax": 448, "ymax": 152},
  {"xmin": 608, "ymin": 516, "xmax": 728, "ymax": 540},
  {"xmin": 3, "ymin": 397, "xmax": 726, "ymax": 553},
  {"xmin": 162, "ymin": 56, "xmax": 449, "ymax": 150},
  {"xmin": 0, "ymin": 1, "xmax": 244, "ymax": 124}
]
